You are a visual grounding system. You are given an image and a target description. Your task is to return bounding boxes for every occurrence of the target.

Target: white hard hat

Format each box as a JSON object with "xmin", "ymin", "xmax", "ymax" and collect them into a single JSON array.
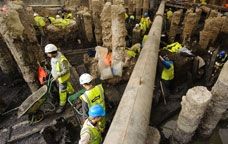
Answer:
[
  {"xmin": 135, "ymin": 24, "xmax": 139, "ymax": 27},
  {"xmin": 79, "ymin": 73, "xmax": 93, "ymax": 85},
  {"xmin": 56, "ymin": 15, "xmax": 61, "ymax": 19},
  {"xmin": 34, "ymin": 13, "xmax": 38, "ymax": 17},
  {"xmin": 45, "ymin": 44, "xmax": 58, "ymax": 53}
]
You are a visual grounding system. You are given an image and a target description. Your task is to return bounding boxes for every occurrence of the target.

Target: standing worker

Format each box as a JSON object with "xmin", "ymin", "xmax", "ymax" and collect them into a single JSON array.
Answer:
[
  {"xmin": 79, "ymin": 104, "xmax": 105, "ymax": 144},
  {"xmin": 160, "ymin": 55, "xmax": 174, "ymax": 96},
  {"xmin": 34, "ymin": 13, "xmax": 46, "ymax": 46},
  {"xmin": 45, "ymin": 44, "xmax": 74, "ymax": 113},
  {"xmin": 79, "ymin": 73, "xmax": 106, "ymax": 120}
]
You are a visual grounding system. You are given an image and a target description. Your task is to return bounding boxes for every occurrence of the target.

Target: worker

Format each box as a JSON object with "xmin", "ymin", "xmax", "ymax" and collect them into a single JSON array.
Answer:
[
  {"xmin": 166, "ymin": 8, "xmax": 173, "ymax": 21},
  {"xmin": 79, "ymin": 73, "xmax": 106, "ymax": 121},
  {"xmin": 45, "ymin": 44, "xmax": 74, "ymax": 113},
  {"xmin": 52, "ymin": 15, "xmax": 69, "ymax": 29},
  {"xmin": 159, "ymin": 55, "xmax": 174, "ymax": 95},
  {"xmin": 163, "ymin": 42, "xmax": 182, "ymax": 53},
  {"xmin": 79, "ymin": 104, "xmax": 105, "ymax": 144},
  {"xmin": 47, "ymin": 16, "xmax": 56, "ymax": 24},
  {"xmin": 215, "ymin": 50, "xmax": 228, "ymax": 67},
  {"xmin": 132, "ymin": 24, "xmax": 142, "ymax": 44},
  {"xmin": 34, "ymin": 13, "xmax": 46, "ymax": 28}
]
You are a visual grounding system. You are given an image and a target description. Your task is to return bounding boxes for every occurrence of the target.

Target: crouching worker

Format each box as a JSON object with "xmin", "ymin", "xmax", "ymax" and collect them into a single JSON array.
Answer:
[
  {"xmin": 45, "ymin": 44, "xmax": 74, "ymax": 113},
  {"xmin": 79, "ymin": 73, "xmax": 106, "ymax": 132},
  {"xmin": 79, "ymin": 104, "xmax": 105, "ymax": 144}
]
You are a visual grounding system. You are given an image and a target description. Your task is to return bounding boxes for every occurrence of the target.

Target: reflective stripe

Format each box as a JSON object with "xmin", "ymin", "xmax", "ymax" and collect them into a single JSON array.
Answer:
[{"xmin": 56, "ymin": 55, "xmax": 70, "ymax": 84}]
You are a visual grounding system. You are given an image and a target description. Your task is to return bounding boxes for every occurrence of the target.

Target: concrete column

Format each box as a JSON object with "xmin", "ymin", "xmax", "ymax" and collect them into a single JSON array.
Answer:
[
  {"xmin": 199, "ymin": 16, "xmax": 225, "ymax": 49},
  {"xmin": 199, "ymin": 61, "xmax": 228, "ymax": 137},
  {"xmin": 0, "ymin": 1, "xmax": 44, "ymax": 92},
  {"xmin": 101, "ymin": 2, "xmax": 112, "ymax": 49},
  {"xmin": 92, "ymin": 0, "xmax": 104, "ymax": 45},
  {"xmin": 182, "ymin": 12, "xmax": 198, "ymax": 44},
  {"xmin": 111, "ymin": 4, "xmax": 127, "ymax": 76},
  {"xmin": 103, "ymin": 1, "xmax": 166, "ymax": 143},
  {"xmin": 169, "ymin": 9, "xmax": 183, "ymax": 42},
  {"xmin": 172, "ymin": 86, "xmax": 212, "ymax": 144},
  {"xmin": 0, "ymin": 36, "xmax": 17, "ymax": 75},
  {"xmin": 135, "ymin": 0, "xmax": 142, "ymax": 20}
]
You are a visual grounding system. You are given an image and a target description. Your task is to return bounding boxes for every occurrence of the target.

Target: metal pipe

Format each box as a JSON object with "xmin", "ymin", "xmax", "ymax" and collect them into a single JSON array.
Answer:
[{"xmin": 103, "ymin": 1, "xmax": 166, "ymax": 144}]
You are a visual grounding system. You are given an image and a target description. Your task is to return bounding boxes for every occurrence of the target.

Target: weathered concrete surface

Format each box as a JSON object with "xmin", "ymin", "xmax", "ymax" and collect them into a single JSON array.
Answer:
[
  {"xmin": 92, "ymin": 0, "xmax": 104, "ymax": 45},
  {"xmin": 169, "ymin": 9, "xmax": 183, "ymax": 42},
  {"xmin": 0, "ymin": 1, "xmax": 45, "ymax": 92},
  {"xmin": 199, "ymin": 61, "xmax": 228, "ymax": 137},
  {"xmin": 101, "ymin": 2, "xmax": 112, "ymax": 49},
  {"xmin": 199, "ymin": 16, "xmax": 225, "ymax": 49},
  {"xmin": 172, "ymin": 86, "xmax": 212, "ymax": 144},
  {"xmin": 111, "ymin": 4, "xmax": 127, "ymax": 76},
  {"xmin": 0, "ymin": 36, "xmax": 17, "ymax": 75},
  {"xmin": 103, "ymin": 1, "xmax": 165, "ymax": 143}
]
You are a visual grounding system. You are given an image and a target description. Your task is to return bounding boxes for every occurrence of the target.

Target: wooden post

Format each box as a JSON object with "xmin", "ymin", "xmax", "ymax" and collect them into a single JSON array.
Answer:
[{"xmin": 0, "ymin": 1, "xmax": 45, "ymax": 92}]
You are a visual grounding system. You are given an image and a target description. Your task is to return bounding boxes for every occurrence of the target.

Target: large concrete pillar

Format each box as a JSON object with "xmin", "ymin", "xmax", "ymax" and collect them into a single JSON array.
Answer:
[
  {"xmin": 0, "ymin": 36, "xmax": 17, "ymax": 75},
  {"xmin": 0, "ymin": 1, "xmax": 44, "ymax": 92},
  {"xmin": 199, "ymin": 61, "xmax": 228, "ymax": 137},
  {"xmin": 101, "ymin": 2, "xmax": 112, "ymax": 49},
  {"xmin": 92, "ymin": 0, "xmax": 104, "ymax": 45},
  {"xmin": 172, "ymin": 86, "xmax": 212, "ymax": 144},
  {"xmin": 103, "ymin": 1, "xmax": 166, "ymax": 143},
  {"xmin": 199, "ymin": 16, "xmax": 224, "ymax": 49},
  {"xmin": 169, "ymin": 9, "xmax": 183, "ymax": 42},
  {"xmin": 111, "ymin": 4, "xmax": 127, "ymax": 76}
]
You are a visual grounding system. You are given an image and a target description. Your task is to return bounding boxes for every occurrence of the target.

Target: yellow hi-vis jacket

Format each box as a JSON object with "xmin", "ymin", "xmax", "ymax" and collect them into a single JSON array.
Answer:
[
  {"xmin": 56, "ymin": 54, "xmax": 70, "ymax": 84},
  {"xmin": 164, "ymin": 42, "xmax": 182, "ymax": 53},
  {"xmin": 34, "ymin": 16, "xmax": 46, "ymax": 27},
  {"xmin": 80, "ymin": 84, "xmax": 105, "ymax": 109},
  {"xmin": 162, "ymin": 61, "xmax": 174, "ymax": 80},
  {"xmin": 167, "ymin": 10, "xmax": 173, "ymax": 20},
  {"xmin": 80, "ymin": 119, "xmax": 102, "ymax": 144}
]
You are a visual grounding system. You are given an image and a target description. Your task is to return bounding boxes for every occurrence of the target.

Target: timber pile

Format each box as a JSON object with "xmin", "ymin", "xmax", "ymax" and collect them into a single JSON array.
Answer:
[
  {"xmin": 169, "ymin": 9, "xmax": 183, "ymax": 42},
  {"xmin": 0, "ymin": 1, "xmax": 44, "ymax": 92},
  {"xmin": 199, "ymin": 16, "xmax": 225, "ymax": 49},
  {"xmin": 101, "ymin": 2, "xmax": 112, "ymax": 49}
]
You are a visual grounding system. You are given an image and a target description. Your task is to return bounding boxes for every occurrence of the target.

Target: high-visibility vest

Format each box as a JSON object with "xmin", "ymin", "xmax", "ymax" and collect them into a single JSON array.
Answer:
[
  {"xmin": 80, "ymin": 84, "xmax": 105, "ymax": 109},
  {"xmin": 56, "ymin": 54, "xmax": 70, "ymax": 84},
  {"xmin": 34, "ymin": 16, "xmax": 46, "ymax": 27},
  {"xmin": 125, "ymin": 13, "xmax": 129, "ymax": 19},
  {"xmin": 164, "ymin": 42, "xmax": 182, "ymax": 53},
  {"xmin": 162, "ymin": 61, "xmax": 174, "ymax": 80},
  {"xmin": 167, "ymin": 10, "xmax": 173, "ymax": 20},
  {"xmin": 80, "ymin": 119, "xmax": 102, "ymax": 144}
]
